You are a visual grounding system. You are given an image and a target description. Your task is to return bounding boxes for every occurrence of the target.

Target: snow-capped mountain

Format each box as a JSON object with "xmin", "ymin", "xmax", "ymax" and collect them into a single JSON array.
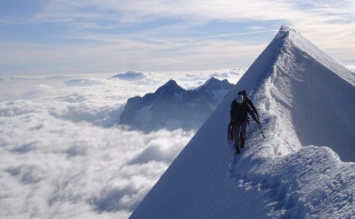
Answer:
[
  {"xmin": 130, "ymin": 25, "xmax": 355, "ymax": 218},
  {"xmin": 119, "ymin": 77, "xmax": 235, "ymax": 132},
  {"xmin": 196, "ymin": 77, "xmax": 235, "ymax": 106}
]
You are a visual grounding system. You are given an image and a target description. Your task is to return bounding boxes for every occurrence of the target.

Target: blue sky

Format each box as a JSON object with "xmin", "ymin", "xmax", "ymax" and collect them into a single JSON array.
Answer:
[{"xmin": 1, "ymin": 0, "xmax": 354, "ymax": 75}]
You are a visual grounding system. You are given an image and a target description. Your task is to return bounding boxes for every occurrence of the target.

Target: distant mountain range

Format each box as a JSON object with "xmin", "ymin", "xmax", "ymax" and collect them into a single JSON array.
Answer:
[{"xmin": 119, "ymin": 77, "xmax": 235, "ymax": 132}]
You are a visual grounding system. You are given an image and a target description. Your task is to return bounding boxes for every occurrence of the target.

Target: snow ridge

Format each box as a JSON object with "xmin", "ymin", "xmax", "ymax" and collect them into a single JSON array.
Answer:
[
  {"xmin": 223, "ymin": 25, "xmax": 355, "ymax": 217},
  {"xmin": 130, "ymin": 26, "xmax": 355, "ymax": 219},
  {"xmin": 232, "ymin": 25, "xmax": 355, "ymax": 217}
]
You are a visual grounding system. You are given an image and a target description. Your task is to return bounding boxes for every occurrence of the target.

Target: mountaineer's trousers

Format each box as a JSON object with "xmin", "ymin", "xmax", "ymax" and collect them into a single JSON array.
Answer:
[{"xmin": 233, "ymin": 121, "xmax": 247, "ymax": 149}]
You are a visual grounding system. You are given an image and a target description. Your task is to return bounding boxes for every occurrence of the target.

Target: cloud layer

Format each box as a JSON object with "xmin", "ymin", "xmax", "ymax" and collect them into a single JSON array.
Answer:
[{"xmin": 0, "ymin": 70, "xmax": 243, "ymax": 218}]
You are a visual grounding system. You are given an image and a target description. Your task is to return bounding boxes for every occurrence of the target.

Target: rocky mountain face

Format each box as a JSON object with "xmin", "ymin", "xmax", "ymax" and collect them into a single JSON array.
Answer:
[{"xmin": 119, "ymin": 77, "xmax": 235, "ymax": 132}]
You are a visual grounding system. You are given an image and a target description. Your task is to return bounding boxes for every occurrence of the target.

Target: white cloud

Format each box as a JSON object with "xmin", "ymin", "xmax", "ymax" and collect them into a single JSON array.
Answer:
[
  {"xmin": 0, "ymin": 70, "xmax": 240, "ymax": 218},
  {"xmin": 2, "ymin": 0, "xmax": 353, "ymax": 74},
  {"xmin": 0, "ymin": 93, "xmax": 195, "ymax": 218},
  {"xmin": 0, "ymin": 35, "xmax": 263, "ymax": 74},
  {"xmin": 30, "ymin": 0, "xmax": 354, "ymax": 27}
]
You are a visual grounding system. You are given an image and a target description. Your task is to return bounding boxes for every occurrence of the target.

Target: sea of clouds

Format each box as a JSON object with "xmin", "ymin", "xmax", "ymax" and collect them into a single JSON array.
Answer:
[{"xmin": 0, "ymin": 69, "xmax": 244, "ymax": 218}]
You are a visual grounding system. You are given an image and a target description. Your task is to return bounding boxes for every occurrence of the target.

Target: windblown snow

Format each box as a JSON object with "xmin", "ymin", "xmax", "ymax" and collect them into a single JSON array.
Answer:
[{"xmin": 130, "ymin": 26, "xmax": 355, "ymax": 218}]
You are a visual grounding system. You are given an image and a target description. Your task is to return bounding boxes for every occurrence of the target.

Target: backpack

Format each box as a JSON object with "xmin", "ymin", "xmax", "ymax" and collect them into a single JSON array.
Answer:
[{"xmin": 230, "ymin": 99, "xmax": 248, "ymax": 123}]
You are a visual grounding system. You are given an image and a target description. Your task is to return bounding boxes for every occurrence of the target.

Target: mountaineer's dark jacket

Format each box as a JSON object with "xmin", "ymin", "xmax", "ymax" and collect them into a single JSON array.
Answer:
[{"xmin": 230, "ymin": 99, "xmax": 257, "ymax": 123}]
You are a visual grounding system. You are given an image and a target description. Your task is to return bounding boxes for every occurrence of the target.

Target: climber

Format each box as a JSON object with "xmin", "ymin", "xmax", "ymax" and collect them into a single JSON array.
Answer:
[
  {"xmin": 238, "ymin": 90, "xmax": 259, "ymax": 120},
  {"xmin": 229, "ymin": 93, "xmax": 260, "ymax": 154}
]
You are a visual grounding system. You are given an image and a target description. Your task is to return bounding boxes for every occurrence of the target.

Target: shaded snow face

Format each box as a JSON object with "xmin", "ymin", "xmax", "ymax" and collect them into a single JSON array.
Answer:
[{"xmin": 0, "ymin": 69, "xmax": 244, "ymax": 218}]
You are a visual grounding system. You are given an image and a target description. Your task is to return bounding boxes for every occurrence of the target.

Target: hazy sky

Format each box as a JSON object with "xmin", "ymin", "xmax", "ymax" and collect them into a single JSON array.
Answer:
[{"xmin": 1, "ymin": 0, "xmax": 355, "ymax": 75}]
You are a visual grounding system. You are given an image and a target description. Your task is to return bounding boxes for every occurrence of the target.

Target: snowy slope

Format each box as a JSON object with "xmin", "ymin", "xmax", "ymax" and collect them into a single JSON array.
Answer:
[{"xmin": 130, "ymin": 26, "xmax": 355, "ymax": 218}]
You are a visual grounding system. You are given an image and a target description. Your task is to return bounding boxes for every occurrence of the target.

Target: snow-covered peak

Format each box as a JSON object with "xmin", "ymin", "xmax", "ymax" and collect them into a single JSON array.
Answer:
[
  {"xmin": 130, "ymin": 25, "xmax": 355, "ymax": 218},
  {"xmin": 197, "ymin": 77, "xmax": 219, "ymax": 87},
  {"xmin": 164, "ymin": 79, "xmax": 179, "ymax": 87},
  {"xmin": 279, "ymin": 24, "xmax": 294, "ymax": 34},
  {"xmin": 275, "ymin": 25, "xmax": 293, "ymax": 39},
  {"xmin": 155, "ymin": 79, "xmax": 184, "ymax": 95},
  {"xmin": 196, "ymin": 77, "xmax": 233, "ymax": 91},
  {"xmin": 195, "ymin": 77, "xmax": 235, "ymax": 103},
  {"xmin": 273, "ymin": 25, "xmax": 355, "ymax": 85}
]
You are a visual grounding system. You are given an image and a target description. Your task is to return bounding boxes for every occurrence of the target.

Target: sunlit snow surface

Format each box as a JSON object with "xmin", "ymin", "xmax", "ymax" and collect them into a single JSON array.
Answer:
[{"xmin": 130, "ymin": 26, "xmax": 355, "ymax": 218}]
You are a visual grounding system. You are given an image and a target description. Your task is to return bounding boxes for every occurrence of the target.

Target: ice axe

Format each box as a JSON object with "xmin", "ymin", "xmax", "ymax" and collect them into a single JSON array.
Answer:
[
  {"xmin": 227, "ymin": 122, "xmax": 235, "ymax": 145},
  {"xmin": 258, "ymin": 122, "xmax": 265, "ymax": 139}
]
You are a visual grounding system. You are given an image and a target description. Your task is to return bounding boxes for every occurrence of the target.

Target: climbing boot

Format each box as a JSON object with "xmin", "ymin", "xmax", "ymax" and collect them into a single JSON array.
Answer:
[
  {"xmin": 235, "ymin": 145, "xmax": 241, "ymax": 154},
  {"xmin": 240, "ymin": 139, "xmax": 245, "ymax": 149}
]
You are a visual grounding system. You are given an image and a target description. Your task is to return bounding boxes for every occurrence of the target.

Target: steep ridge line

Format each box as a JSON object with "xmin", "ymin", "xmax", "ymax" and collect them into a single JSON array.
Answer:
[
  {"xmin": 227, "ymin": 47, "xmax": 306, "ymax": 217},
  {"xmin": 228, "ymin": 26, "xmax": 355, "ymax": 218},
  {"xmin": 228, "ymin": 74, "xmax": 309, "ymax": 218},
  {"xmin": 130, "ymin": 25, "xmax": 355, "ymax": 219}
]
